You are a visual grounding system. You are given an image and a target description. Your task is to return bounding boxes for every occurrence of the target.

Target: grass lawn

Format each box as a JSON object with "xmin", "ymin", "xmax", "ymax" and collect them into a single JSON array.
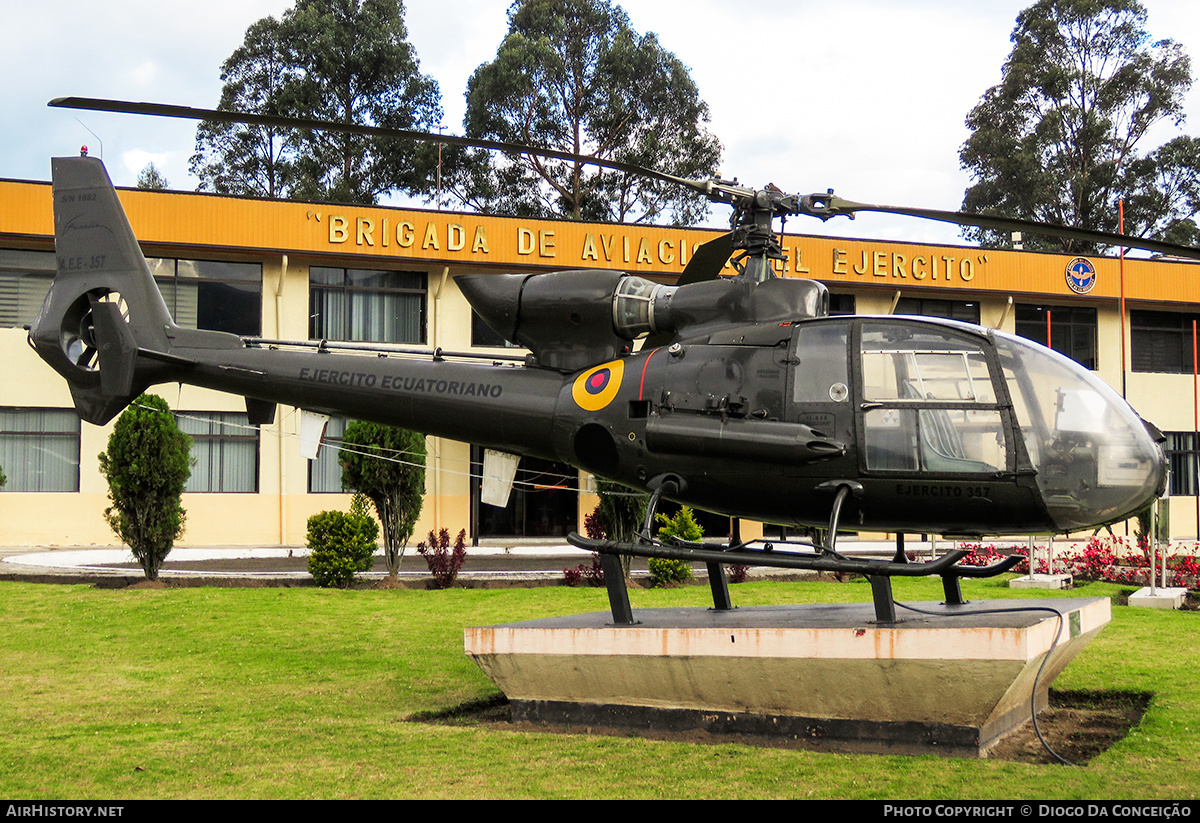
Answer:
[{"xmin": 0, "ymin": 575, "xmax": 1196, "ymax": 799}]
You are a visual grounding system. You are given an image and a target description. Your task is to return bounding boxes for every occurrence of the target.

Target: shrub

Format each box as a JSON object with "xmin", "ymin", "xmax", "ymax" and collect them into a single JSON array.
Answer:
[
  {"xmin": 958, "ymin": 543, "xmax": 1024, "ymax": 571},
  {"xmin": 564, "ymin": 554, "xmax": 605, "ymax": 586},
  {"xmin": 416, "ymin": 528, "xmax": 468, "ymax": 589},
  {"xmin": 956, "ymin": 536, "xmax": 1200, "ymax": 589},
  {"xmin": 649, "ymin": 507, "xmax": 701, "ymax": 587},
  {"xmin": 97, "ymin": 394, "xmax": 192, "ymax": 581},
  {"xmin": 1059, "ymin": 535, "xmax": 1200, "ymax": 588},
  {"xmin": 306, "ymin": 499, "xmax": 379, "ymax": 588},
  {"xmin": 647, "ymin": 556, "xmax": 694, "ymax": 587},
  {"xmin": 584, "ymin": 506, "xmax": 606, "ymax": 540}
]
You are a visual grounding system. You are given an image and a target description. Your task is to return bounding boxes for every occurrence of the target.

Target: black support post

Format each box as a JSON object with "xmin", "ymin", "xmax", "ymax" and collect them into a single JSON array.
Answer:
[
  {"xmin": 941, "ymin": 574, "xmax": 966, "ymax": 605},
  {"xmin": 600, "ymin": 553, "xmax": 636, "ymax": 625},
  {"xmin": 707, "ymin": 562, "xmax": 733, "ymax": 611},
  {"xmin": 868, "ymin": 575, "xmax": 898, "ymax": 623}
]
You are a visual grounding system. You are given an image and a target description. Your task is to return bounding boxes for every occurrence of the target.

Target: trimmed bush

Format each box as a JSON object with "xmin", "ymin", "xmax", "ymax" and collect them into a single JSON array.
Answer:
[
  {"xmin": 649, "ymin": 507, "xmax": 701, "ymax": 587},
  {"xmin": 306, "ymin": 500, "xmax": 379, "ymax": 588},
  {"xmin": 97, "ymin": 394, "xmax": 192, "ymax": 581}
]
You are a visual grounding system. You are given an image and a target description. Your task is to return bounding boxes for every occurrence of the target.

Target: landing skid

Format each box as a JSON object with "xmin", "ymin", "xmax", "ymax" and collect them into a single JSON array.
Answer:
[{"xmin": 565, "ymin": 532, "xmax": 1022, "ymax": 624}]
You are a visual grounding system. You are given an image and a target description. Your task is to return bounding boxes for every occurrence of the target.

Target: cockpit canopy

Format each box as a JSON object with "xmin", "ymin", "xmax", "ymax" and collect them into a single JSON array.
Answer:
[
  {"xmin": 788, "ymin": 316, "xmax": 1164, "ymax": 533},
  {"xmin": 991, "ymin": 329, "xmax": 1165, "ymax": 531}
]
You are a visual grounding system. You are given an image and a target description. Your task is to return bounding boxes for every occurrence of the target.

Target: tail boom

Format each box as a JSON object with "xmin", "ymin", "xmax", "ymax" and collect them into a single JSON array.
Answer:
[{"xmin": 30, "ymin": 155, "xmax": 569, "ymax": 459}]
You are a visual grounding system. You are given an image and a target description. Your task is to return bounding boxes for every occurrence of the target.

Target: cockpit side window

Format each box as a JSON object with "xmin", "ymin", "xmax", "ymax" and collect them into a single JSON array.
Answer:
[
  {"xmin": 792, "ymin": 321, "xmax": 850, "ymax": 404},
  {"xmin": 859, "ymin": 323, "xmax": 1007, "ymax": 474}
]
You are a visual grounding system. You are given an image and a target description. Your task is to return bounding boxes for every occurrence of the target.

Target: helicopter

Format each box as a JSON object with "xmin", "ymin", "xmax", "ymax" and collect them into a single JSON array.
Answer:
[{"xmin": 31, "ymin": 97, "xmax": 1193, "ymax": 622}]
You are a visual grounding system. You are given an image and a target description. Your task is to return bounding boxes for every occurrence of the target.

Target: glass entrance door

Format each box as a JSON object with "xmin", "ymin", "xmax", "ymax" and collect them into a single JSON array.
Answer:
[{"xmin": 470, "ymin": 446, "xmax": 579, "ymax": 538}]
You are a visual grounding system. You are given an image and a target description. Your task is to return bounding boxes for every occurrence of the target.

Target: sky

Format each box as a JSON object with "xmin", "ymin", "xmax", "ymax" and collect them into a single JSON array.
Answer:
[{"xmin": 5, "ymin": 0, "xmax": 1200, "ymax": 246}]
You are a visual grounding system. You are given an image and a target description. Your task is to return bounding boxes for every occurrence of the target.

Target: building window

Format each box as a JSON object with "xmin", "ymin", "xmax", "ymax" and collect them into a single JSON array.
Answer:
[
  {"xmin": 1015, "ymin": 304, "xmax": 1097, "ymax": 370},
  {"xmin": 894, "ymin": 298, "xmax": 980, "ymax": 324},
  {"xmin": 0, "ymin": 249, "xmax": 56, "ymax": 329},
  {"xmin": 0, "ymin": 408, "xmax": 80, "ymax": 492},
  {"xmin": 176, "ymin": 412, "xmax": 259, "ymax": 493},
  {"xmin": 471, "ymin": 311, "xmax": 518, "ymax": 348},
  {"xmin": 309, "ymin": 267, "xmax": 426, "ymax": 343},
  {"xmin": 149, "ymin": 258, "xmax": 262, "ymax": 336},
  {"xmin": 308, "ymin": 417, "xmax": 347, "ymax": 493},
  {"xmin": 828, "ymin": 293, "xmax": 856, "ymax": 316},
  {"xmin": 1131, "ymin": 310, "xmax": 1200, "ymax": 374},
  {"xmin": 1165, "ymin": 432, "xmax": 1200, "ymax": 496}
]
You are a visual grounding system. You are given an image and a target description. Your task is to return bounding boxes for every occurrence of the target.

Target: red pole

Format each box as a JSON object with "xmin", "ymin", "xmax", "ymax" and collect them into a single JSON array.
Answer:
[
  {"xmin": 1119, "ymin": 199, "xmax": 1129, "ymax": 539},
  {"xmin": 1119, "ymin": 199, "xmax": 1127, "ymax": 398},
  {"xmin": 1046, "ymin": 308, "xmax": 1052, "ymax": 352}
]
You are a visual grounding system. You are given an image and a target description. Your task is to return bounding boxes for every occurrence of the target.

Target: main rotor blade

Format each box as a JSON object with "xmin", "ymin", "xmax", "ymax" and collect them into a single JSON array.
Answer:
[
  {"xmin": 48, "ymin": 96, "xmax": 710, "ymax": 195},
  {"xmin": 823, "ymin": 195, "xmax": 1200, "ymax": 262},
  {"xmin": 52, "ymin": 97, "xmax": 1200, "ymax": 262}
]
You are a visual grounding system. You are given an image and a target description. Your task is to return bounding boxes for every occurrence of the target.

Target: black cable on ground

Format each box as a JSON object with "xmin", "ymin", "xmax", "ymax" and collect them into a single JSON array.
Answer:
[{"xmin": 895, "ymin": 599, "xmax": 1077, "ymax": 766}]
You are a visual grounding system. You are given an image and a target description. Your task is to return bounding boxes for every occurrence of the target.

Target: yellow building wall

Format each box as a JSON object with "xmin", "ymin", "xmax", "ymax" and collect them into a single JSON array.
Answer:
[{"xmin": 4, "ymin": 176, "xmax": 1200, "ymax": 545}]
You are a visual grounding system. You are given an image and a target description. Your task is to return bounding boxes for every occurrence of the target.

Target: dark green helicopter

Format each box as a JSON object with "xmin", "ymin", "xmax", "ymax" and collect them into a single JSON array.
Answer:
[{"xmin": 32, "ymin": 98, "xmax": 1192, "ymax": 621}]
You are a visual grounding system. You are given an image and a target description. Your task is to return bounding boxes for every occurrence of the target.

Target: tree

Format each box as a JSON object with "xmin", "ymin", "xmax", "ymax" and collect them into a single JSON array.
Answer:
[
  {"xmin": 338, "ymin": 421, "xmax": 426, "ymax": 575},
  {"xmin": 97, "ymin": 394, "xmax": 192, "ymax": 582},
  {"xmin": 453, "ymin": 0, "xmax": 721, "ymax": 224},
  {"xmin": 190, "ymin": 16, "xmax": 297, "ymax": 199},
  {"xmin": 191, "ymin": 0, "xmax": 442, "ymax": 204},
  {"xmin": 594, "ymin": 477, "xmax": 646, "ymax": 545},
  {"xmin": 959, "ymin": 0, "xmax": 1200, "ymax": 253},
  {"xmin": 136, "ymin": 163, "xmax": 170, "ymax": 191},
  {"xmin": 586, "ymin": 477, "xmax": 647, "ymax": 580}
]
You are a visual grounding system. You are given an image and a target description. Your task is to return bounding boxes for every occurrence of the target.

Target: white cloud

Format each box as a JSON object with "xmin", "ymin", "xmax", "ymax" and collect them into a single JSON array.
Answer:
[
  {"xmin": 121, "ymin": 149, "xmax": 175, "ymax": 185},
  {"xmin": 129, "ymin": 61, "xmax": 158, "ymax": 88}
]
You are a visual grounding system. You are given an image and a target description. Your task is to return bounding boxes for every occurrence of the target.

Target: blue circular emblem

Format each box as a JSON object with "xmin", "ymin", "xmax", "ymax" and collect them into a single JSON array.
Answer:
[
  {"xmin": 1066, "ymin": 257, "xmax": 1097, "ymax": 294},
  {"xmin": 585, "ymin": 368, "xmax": 611, "ymax": 395}
]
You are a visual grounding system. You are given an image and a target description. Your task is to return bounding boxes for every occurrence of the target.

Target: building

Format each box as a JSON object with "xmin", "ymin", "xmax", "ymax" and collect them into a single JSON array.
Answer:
[{"xmin": 2, "ymin": 173, "xmax": 1199, "ymax": 546}]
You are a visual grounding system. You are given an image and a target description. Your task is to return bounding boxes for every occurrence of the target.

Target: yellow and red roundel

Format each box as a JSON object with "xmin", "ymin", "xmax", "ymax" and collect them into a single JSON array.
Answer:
[{"xmin": 572, "ymin": 360, "xmax": 625, "ymax": 412}]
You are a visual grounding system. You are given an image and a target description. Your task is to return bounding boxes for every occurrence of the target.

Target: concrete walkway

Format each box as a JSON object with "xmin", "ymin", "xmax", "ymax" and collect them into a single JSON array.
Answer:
[
  {"xmin": 0, "ymin": 536, "xmax": 1040, "ymax": 586},
  {"xmin": 0, "ymin": 541, "xmax": 590, "ymax": 585}
]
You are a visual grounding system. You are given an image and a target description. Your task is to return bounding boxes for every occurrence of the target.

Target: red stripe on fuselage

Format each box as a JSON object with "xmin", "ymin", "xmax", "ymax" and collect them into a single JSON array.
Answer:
[{"xmin": 639, "ymin": 347, "xmax": 661, "ymax": 400}]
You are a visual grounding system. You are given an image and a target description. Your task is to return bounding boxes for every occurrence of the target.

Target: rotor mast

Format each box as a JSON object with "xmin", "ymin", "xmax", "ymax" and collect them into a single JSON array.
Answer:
[{"xmin": 707, "ymin": 181, "xmax": 853, "ymax": 284}]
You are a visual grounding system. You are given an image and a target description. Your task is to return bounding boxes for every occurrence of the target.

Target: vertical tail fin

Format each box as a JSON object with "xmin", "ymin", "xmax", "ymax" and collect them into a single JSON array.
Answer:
[{"xmin": 29, "ymin": 155, "xmax": 176, "ymax": 424}]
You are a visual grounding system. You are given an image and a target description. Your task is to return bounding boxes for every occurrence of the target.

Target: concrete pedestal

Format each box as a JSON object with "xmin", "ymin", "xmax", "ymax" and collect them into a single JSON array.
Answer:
[
  {"xmin": 465, "ymin": 597, "xmax": 1110, "ymax": 757},
  {"xmin": 1128, "ymin": 587, "xmax": 1188, "ymax": 609},
  {"xmin": 1009, "ymin": 573, "xmax": 1073, "ymax": 590}
]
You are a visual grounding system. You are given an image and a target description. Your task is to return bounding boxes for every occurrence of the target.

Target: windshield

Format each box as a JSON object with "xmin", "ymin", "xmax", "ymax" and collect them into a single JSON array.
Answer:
[{"xmin": 993, "ymin": 330, "xmax": 1166, "ymax": 531}]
